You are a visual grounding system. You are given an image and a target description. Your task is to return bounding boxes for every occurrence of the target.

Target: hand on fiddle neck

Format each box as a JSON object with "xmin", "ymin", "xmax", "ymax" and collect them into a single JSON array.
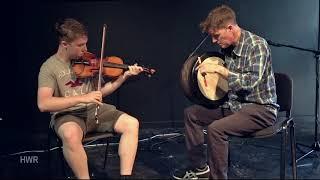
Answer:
[
  {"xmin": 123, "ymin": 63, "xmax": 144, "ymax": 79},
  {"xmin": 100, "ymin": 64, "xmax": 143, "ymax": 97}
]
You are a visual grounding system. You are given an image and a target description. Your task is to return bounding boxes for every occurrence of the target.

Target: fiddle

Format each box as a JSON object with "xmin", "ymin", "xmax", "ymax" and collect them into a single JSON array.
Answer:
[{"xmin": 72, "ymin": 51, "xmax": 156, "ymax": 78}]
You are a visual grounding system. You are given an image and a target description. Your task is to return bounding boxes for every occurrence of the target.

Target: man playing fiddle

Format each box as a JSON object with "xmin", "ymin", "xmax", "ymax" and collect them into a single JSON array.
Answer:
[{"xmin": 37, "ymin": 18, "xmax": 142, "ymax": 179}]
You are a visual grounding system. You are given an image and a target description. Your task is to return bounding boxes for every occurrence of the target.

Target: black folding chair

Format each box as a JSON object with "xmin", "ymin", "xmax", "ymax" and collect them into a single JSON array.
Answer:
[
  {"xmin": 48, "ymin": 128, "xmax": 114, "ymax": 178},
  {"xmin": 229, "ymin": 72, "xmax": 297, "ymax": 179}
]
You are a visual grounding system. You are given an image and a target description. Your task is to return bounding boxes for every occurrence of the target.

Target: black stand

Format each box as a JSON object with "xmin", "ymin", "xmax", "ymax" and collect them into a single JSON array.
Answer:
[{"xmin": 267, "ymin": 39, "xmax": 320, "ymax": 165}]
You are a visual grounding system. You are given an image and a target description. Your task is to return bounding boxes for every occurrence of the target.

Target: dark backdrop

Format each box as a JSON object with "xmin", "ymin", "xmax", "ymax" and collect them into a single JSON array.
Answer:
[{"xmin": 0, "ymin": 0, "xmax": 319, "ymax": 153}]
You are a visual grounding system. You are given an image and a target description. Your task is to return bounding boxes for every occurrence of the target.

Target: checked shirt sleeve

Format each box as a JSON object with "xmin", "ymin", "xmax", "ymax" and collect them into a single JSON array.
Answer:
[{"xmin": 228, "ymin": 42, "xmax": 270, "ymax": 93}]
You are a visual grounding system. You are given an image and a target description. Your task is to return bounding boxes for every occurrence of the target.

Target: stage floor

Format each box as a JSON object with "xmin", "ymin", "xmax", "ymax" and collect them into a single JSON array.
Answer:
[{"xmin": 1, "ymin": 127, "xmax": 320, "ymax": 179}]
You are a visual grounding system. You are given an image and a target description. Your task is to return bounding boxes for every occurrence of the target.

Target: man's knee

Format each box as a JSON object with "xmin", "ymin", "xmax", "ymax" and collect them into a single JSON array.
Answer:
[
  {"xmin": 184, "ymin": 106, "xmax": 192, "ymax": 116},
  {"xmin": 207, "ymin": 123, "xmax": 228, "ymax": 141},
  {"xmin": 184, "ymin": 105, "xmax": 200, "ymax": 122},
  {"xmin": 125, "ymin": 117, "xmax": 139, "ymax": 133},
  {"xmin": 117, "ymin": 115, "xmax": 139, "ymax": 134},
  {"xmin": 58, "ymin": 123, "xmax": 83, "ymax": 146},
  {"xmin": 207, "ymin": 124, "xmax": 222, "ymax": 134}
]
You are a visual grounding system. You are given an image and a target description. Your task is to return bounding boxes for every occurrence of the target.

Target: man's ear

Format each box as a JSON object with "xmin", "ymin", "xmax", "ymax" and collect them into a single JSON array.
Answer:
[
  {"xmin": 227, "ymin": 24, "xmax": 233, "ymax": 31},
  {"xmin": 61, "ymin": 40, "xmax": 68, "ymax": 48}
]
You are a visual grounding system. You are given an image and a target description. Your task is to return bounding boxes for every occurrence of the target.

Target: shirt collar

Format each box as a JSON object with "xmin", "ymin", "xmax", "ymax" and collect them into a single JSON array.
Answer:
[{"xmin": 232, "ymin": 29, "xmax": 246, "ymax": 57}]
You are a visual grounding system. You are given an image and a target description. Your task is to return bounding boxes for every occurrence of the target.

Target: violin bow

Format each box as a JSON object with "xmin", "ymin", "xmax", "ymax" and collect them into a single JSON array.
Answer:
[{"xmin": 95, "ymin": 24, "xmax": 107, "ymax": 124}]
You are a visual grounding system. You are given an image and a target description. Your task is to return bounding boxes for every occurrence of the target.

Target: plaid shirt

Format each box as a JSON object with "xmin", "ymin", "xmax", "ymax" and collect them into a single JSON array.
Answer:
[{"xmin": 222, "ymin": 29, "xmax": 279, "ymax": 115}]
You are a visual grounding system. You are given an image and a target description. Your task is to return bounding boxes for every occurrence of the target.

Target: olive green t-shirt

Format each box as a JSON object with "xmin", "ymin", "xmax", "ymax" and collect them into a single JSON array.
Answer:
[{"xmin": 38, "ymin": 54, "xmax": 95, "ymax": 113}]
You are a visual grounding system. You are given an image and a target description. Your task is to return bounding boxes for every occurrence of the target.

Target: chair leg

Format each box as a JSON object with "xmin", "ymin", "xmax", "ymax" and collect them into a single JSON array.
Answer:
[
  {"xmin": 48, "ymin": 131, "xmax": 51, "ymax": 179},
  {"xmin": 103, "ymin": 139, "xmax": 110, "ymax": 169},
  {"xmin": 58, "ymin": 140, "xmax": 71, "ymax": 178},
  {"xmin": 228, "ymin": 142, "xmax": 231, "ymax": 167},
  {"xmin": 289, "ymin": 120, "xmax": 297, "ymax": 179},
  {"xmin": 60, "ymin": 146, "xmax": 69, "ymax": 178},
  {"xmin": 280, "ymin": 128, "xmax": 288, "ymax": 179}
]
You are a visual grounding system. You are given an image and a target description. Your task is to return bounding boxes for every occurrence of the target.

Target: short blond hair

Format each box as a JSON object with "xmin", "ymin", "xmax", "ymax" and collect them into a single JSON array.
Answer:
[
  {"xmin": 200, "ymin": 5, "xmax": 237, "ymax": 33},
  {"xmin": 55, "ymin": 18, "xmax": 88, "ymax": 43}
]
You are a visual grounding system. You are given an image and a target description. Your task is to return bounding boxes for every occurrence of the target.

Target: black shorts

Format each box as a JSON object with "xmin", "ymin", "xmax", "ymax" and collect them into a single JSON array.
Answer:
[{"xmin": 50, "ymin": 103, "xmax": 124, "ymax": 136}]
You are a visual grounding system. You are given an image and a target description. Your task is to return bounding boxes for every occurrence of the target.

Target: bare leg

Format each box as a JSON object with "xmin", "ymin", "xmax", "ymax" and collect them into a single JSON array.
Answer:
[
  {"xmin": 114, "ymin": 114, "xmax": 139, "ymax": 175},
  {"xmin": 57, "ymin": 121, "xmax": 89, "ymax": 179}
]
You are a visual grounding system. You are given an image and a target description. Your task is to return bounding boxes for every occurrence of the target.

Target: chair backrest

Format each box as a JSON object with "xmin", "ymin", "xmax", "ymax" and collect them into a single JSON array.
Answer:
[{"xmin": 274, "ymin": 72, "xmax": 293, "ymax": 117}]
